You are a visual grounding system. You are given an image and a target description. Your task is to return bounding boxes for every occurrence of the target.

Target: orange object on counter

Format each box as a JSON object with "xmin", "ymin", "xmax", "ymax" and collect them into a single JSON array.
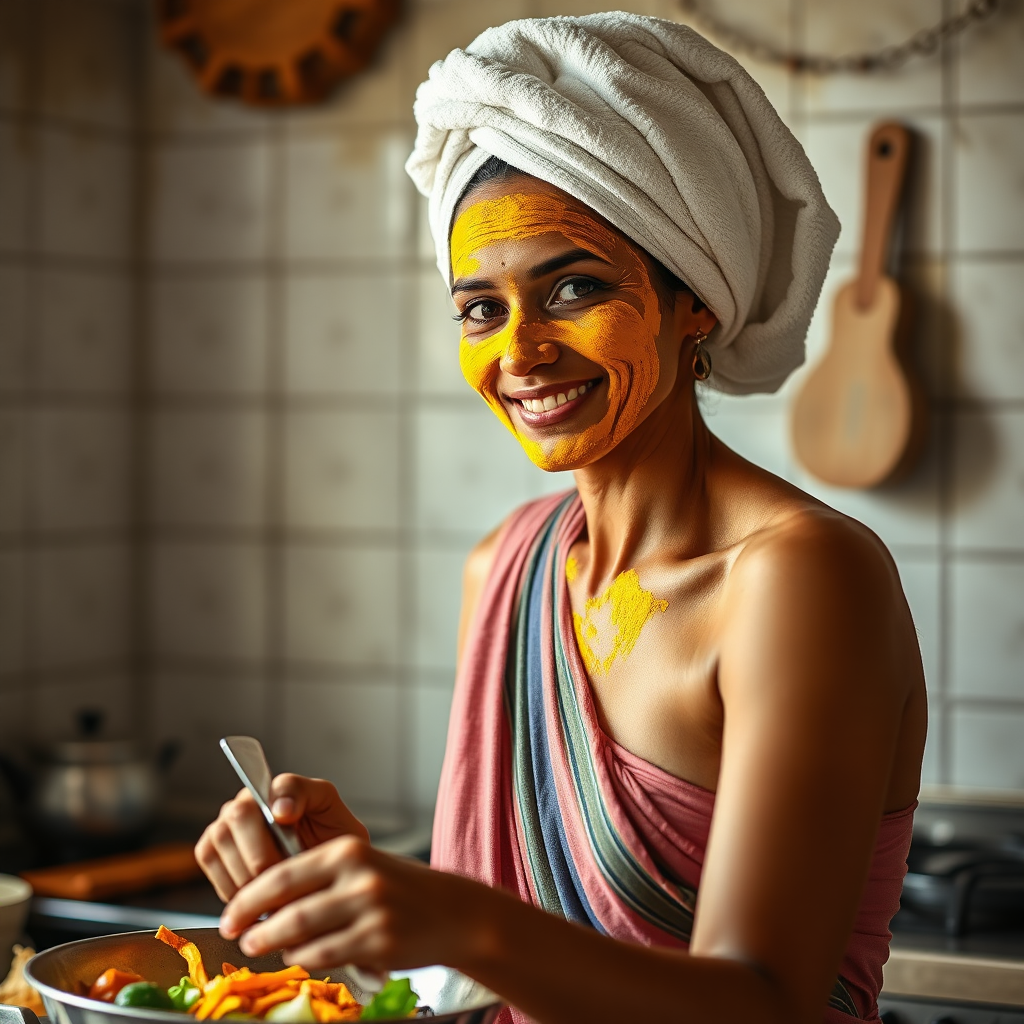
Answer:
[{"xmin": 20, "ymin": 843, "xmax": 202, "ymax": 901}]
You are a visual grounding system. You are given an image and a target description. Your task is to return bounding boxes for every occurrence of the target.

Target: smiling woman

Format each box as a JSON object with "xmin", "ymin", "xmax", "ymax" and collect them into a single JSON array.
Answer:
[
  {"xmin": 450, "ymin": 184, "xmax": 671, "ymax": 470},
  {"xmin": 193, "ymin": 14, "xmax": 927, "ymax": 1024}
]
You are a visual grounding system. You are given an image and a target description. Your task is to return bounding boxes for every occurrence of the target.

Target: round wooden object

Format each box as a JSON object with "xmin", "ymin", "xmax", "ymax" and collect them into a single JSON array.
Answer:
[{"xmin": 157, "ymin": 0, "xmax": 399, "ymax": 106}]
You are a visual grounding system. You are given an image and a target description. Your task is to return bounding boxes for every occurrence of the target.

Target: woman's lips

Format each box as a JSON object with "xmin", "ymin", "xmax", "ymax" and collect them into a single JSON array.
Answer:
[{"xmin": 507, "ymin": 379, "xmax": 601, "ymax": 427}]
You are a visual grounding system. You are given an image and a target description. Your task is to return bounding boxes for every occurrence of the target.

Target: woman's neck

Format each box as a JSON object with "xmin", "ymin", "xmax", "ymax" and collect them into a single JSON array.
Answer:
[{"xmin": 571, "ymin": 377, "xmax": 715, "ymax": 587}]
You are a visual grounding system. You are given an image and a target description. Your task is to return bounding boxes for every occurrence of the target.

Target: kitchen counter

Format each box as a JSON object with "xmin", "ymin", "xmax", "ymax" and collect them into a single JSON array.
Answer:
[{"xmin": 885, "ymin": 944, "xmax": 1024, "ymax": 1008}]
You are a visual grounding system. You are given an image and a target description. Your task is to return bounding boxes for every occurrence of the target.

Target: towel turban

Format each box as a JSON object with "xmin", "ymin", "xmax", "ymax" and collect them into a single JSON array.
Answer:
[{"xmin": 406, "ymin": 12, "xmax": 840, "ymax": 395}]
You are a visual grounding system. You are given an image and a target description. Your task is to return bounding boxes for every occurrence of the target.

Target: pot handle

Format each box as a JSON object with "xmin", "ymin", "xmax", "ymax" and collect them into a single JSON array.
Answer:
[
  {"xmin": 0, "ymin": 752, "xmax": 31, "ymax": 803},
  {"xmin": 156, "ymin": 739, "xmax": 181, "ymax": 774},
  {"xmin": 0, "ymin": 1007, "xmax": 44, "ymax": 1024}
]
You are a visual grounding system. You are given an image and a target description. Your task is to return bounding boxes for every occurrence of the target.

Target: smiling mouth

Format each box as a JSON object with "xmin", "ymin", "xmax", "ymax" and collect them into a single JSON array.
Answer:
[{"xmin": 507, "ymin": 378, "xmax": 602, "ymax": 426}]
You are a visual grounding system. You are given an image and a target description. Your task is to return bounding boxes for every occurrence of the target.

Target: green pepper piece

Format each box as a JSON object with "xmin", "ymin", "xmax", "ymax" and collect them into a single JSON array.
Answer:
[
  {"xmin": 168, "ymin": 976, "xmax": 202, "ymax": 1011},
  {"xmin": 359, "ymin": 978, "xmax": 418, "ymax": 1020},
  {"xmin": 114, "ymin": 982, "xmax": 175, "ymax": 1010}
]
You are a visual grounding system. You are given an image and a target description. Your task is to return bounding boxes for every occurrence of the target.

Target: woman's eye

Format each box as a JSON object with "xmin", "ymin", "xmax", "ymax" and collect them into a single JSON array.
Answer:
[
  {"xmin": 553, "ymin": 278, "xmax": 599, "ymax": 304},
  {"xmin": 464, "ymin": 300, "xmax": 506, "ymax": 324}
]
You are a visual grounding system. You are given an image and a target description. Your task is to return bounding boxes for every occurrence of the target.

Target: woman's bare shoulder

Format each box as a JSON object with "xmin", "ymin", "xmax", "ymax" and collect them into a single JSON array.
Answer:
[
  {"xmin": 718, "ymin": 497, "xmax": 919, "ymax": 714},
  {"xmin": 728, "ymin": 500, "xmax": 902, "ymax": 618}
]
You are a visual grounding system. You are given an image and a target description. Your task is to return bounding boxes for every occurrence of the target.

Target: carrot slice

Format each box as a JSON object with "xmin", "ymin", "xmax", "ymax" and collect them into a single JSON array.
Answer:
[
  {"xmin": 155, "ymin": 925, "xmax": 209, "ymax": 989},
  {"xmin": 210, "ymin": 995, "xmax": 248, "ymax": 1020},
  {"xmin": 310, "ymin": 997, "xmax": 348, "ymax": 1022},
  {"xmin": 250, "ymin": 987, "xmax": 301, "ymax": 1016},
  {"xmin": 155, "ymin": 925, "xmax": 187, "ymax": 951},
  {"xmin": 227, "ymin": 966, "xmax": 310, "ymax": 994},
  {"xmin": 331, "ymin": 983, "xmax": 359, "ymax": 1009}
]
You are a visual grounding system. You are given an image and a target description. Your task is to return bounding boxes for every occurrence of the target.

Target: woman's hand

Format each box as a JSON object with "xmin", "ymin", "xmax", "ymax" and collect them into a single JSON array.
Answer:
[
  {"xmin": 195, "ymin": 774, "xmax": 368, "ymax": 902},
  {"xmin": 218, "ymin": 836, "xmax": 486, "ymax": 973}
]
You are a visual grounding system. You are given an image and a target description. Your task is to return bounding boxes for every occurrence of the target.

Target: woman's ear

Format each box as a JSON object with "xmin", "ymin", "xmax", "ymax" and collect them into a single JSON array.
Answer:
[{"xmin": 670, "ymin": 289, "xmax": 717, "ymax": 344}]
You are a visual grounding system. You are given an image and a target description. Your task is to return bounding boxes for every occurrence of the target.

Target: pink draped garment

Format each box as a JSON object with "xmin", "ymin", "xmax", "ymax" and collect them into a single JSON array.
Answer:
[{"xmin": 432, "ymin": 491, "xmax": 914, "ymax": 1023}]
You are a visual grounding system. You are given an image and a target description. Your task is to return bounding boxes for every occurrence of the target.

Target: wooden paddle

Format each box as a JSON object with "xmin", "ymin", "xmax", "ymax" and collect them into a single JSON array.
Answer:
[{"xmin": 791, "ymin": 122, "xmax": 927, "ymax": 488}]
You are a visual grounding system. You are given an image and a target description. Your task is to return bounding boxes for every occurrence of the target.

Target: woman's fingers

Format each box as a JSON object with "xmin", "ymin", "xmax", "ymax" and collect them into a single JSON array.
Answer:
[
  {"xmin": 267, "ymin": 773, "xmax": 310, "ymax": 825},
  {"xmin": 281, "ymin": 913, "xmax": 389, "ymax": 973},
  {"xmin": 195, "ymin": 824, "xmax": 241, "ymax": 903},
  {"xmin": 222, "ymin": 839, "xmax": 358, "ymax": 936},
  {"xmin": 209, "ymin": 816, "xmax": 257, "ymax": 891},
  {"xmin": 195, "ymin": 789, "xmax": 284, "ymax": 903},
  {"xmin": 267, "ymin": 774, "xmax": 370, "ymax": 846},
  {"xmin": 223, "ymin": 790, "xmax": 283, "ymax": 877},
  {"xmin": 238, "ymin": 886, "xmax": 356, "ymax": 957}
]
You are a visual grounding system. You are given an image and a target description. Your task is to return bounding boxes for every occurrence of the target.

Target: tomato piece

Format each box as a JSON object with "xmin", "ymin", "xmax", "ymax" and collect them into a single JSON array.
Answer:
[{"xmin": 88, "ymin": 968, "xmax": 145, "ymax": 1003}]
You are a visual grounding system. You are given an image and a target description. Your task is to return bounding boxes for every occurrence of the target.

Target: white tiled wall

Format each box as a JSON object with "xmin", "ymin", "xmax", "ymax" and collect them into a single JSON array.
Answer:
[
  {"xmin": 0, "ymin": 0, "xmax": 139, "ymax": 744},
  {"xmin": 692, "ymin": 0, "xmax": 1024, "ymax": 795},
  {"xmin": 2, "ymin": 0, "xmax": 1022, "ymax": 829}
]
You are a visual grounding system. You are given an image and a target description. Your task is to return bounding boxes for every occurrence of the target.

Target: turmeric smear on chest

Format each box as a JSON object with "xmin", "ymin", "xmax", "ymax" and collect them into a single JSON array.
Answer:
[{"xmin": 571, "ymin": 567, "xmax": 668, "ymax": 676}]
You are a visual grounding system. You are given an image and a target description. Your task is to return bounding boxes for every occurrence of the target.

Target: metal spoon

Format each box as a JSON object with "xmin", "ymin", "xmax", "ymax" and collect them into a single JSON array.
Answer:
[{"xmin": 219, "ymin": 735, "xmax": 384, "ymax": 994}]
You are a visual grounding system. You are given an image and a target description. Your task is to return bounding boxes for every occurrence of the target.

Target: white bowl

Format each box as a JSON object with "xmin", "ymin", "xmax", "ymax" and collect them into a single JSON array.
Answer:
[{"xmin": 0, "ymin": 874, "xmax": 32, "ymax": 975}]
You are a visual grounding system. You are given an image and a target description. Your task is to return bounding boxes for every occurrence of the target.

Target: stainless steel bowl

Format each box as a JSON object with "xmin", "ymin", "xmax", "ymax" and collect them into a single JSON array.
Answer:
[{"xmin": 21, "ymin": 928, "xmax": 502, "ymax": 1024}]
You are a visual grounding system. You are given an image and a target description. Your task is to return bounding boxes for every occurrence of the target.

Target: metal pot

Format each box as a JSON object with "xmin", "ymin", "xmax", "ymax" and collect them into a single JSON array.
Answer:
[
  {"xmin": 17, "ymin": 928, "xmax": 502, "ymax": 1024},
  {"xmin": 0, "ymin": 710, "xmax": 179, "ymax": 860}
]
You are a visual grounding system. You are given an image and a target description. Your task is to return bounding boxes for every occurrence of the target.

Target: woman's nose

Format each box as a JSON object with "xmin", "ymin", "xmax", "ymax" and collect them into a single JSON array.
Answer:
[{"xmin": 499, "ymin": 323, "xmax": 559, "ymax": 377}]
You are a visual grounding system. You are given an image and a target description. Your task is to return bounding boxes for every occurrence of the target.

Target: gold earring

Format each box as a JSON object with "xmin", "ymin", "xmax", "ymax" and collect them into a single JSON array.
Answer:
[{"xmin": 692, "ymin": 330, "xmax": 712, "ymax": 381}]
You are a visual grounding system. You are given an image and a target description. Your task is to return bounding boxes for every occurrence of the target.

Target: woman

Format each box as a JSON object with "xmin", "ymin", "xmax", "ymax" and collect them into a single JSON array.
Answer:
[{"xmin": 196, "ymin": 15, "xmax": 926, "ymax": 1024}]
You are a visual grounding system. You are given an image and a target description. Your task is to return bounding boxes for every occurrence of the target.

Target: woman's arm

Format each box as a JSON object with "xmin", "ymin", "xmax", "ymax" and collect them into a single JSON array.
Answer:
[
  {"xmin": 692, "ymin": 512, "xmax": 921, "ymax": 1021},
  {"xmin": 221, "ymin": 512, "xmax": 921, "ymax": 1023}
]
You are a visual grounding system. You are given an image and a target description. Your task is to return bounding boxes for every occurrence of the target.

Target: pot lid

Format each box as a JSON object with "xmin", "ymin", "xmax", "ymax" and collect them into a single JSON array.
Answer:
[
  {"xmin": 43, "ymin": 738, "xmax": 141, "ymax": 765},
  {"xmin": 40, "ymin": 708, "xmax": 143, "ymax": 765}
]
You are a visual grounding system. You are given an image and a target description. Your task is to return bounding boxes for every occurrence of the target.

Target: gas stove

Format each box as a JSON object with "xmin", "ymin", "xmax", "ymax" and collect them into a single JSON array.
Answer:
[{"xmin": 878, "ymin": 793, "xmax": 1024, "ymax": 1024}]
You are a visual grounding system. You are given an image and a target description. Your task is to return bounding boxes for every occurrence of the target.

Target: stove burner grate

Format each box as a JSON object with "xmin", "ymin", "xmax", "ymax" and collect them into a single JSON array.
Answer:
[{"xmin": 901, "ymin": 839, "xmax": 1024, "ymax": 937}]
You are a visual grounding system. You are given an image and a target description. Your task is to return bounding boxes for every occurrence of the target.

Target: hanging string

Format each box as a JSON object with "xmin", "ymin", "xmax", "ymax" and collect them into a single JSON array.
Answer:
[{"xmin": 675, "ymin": 0, "xmax": 1002, "ymax": 74}]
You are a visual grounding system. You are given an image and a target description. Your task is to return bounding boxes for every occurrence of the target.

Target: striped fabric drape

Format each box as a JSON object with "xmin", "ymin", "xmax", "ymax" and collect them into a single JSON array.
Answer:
[{"xmin": 502, "ymin": 493, "xmax": 860, "ymax": 1018}]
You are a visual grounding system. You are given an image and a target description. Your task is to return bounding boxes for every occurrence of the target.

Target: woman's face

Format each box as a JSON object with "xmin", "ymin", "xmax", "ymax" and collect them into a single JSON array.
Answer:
[{"xmin": 450, "ymin": 178, "xmax": 695, "ymax": 472}]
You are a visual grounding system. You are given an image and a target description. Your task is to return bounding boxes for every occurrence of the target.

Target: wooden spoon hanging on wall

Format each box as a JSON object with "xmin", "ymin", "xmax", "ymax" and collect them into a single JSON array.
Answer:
[
  {"xmin": 791, "ymin": 122, "xmax": 927, "ymax": 488},
  {"xmin": 157, "ymin": 0, "xmax": 399, "ymax": 106}
]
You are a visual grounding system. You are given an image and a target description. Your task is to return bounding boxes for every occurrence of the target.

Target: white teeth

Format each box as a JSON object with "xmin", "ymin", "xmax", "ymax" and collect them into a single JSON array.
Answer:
[{"xmin": 520, "ymin": 384, "xmax": 594, "ymax": 414}]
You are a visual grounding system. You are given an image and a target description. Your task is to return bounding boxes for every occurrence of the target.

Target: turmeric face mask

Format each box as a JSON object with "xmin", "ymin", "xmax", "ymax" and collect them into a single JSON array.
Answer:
[{"xmin": 451, "ymin": 192, "xmax": 662, "ymax": 471}]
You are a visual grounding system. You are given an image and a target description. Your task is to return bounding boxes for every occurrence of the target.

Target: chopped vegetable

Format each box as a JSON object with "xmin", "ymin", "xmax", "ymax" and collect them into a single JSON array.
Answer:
[
  {"xmin": 358, "ymin": 979, "xmax": 418, "ymax": 1021},
  {"xmin": 169, "ymin": 977, "xmax": 203, "ymax": 1011},
  {"xmin": 87, "ymin": 968, "xmax": 144, "ymax": 1003},
  {"xmin": 265, "ymin": 992, "xmax": 317, "ymax": 1023},
  {"xmin": 115, "ymin": 982, "xmax": 175, "ymax": 1010},
  {"xmin": 210, "ymin": 995, "xmax": 249, "ymax": 1020},
  {"xmin": 156, "ymin": 925, "xmax": 210, "ymax": 989},
  {"xmin": 84, "ymin": 927, "xmax": 421, "ymax": 1020}
]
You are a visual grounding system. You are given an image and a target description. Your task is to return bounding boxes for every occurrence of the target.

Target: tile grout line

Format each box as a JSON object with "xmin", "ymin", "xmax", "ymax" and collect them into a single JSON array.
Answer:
[
  {"xmin": 20, "ymin": 0, "xmax": 42, "ymax": 737},
  {"xmin": 935, "ymin": 0, "xmax": 957, "ymax": 788},
  {"xmin": 264, "ymin": 116, "xmax": 287, "ymax": 769},
  {"xmin": 130, "ymin": 0, "xmax": 154, "ymax": 744}
]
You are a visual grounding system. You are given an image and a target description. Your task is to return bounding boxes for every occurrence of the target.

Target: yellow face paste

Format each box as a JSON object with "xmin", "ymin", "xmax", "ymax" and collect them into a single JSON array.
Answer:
[
  {"xmin": 451, "ymin": 192, "xmax": 663, "ymax": 472},
  {"xmin": 572, "ymin": 569, "xmax": 668, "ymax": 677}
]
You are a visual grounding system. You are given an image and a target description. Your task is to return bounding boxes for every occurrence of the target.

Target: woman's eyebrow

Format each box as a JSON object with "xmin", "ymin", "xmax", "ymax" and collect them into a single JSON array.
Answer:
[
  {"xmin": 451, "ymin": 277, "xmax": 494, "ymax": 297},
  {"xmin": 529, "ymin": 247, "xmax": 611, "ymax": 280},
  {"xmin": 450, "ymin": 247, "xmax": 612, "ymax": 296}
]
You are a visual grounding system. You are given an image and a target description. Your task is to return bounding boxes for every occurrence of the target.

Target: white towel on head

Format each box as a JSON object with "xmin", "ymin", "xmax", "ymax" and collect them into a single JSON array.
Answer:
[{"xmin": 406, "ymin": 12, "xmax": 839, "ymax": 395}]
